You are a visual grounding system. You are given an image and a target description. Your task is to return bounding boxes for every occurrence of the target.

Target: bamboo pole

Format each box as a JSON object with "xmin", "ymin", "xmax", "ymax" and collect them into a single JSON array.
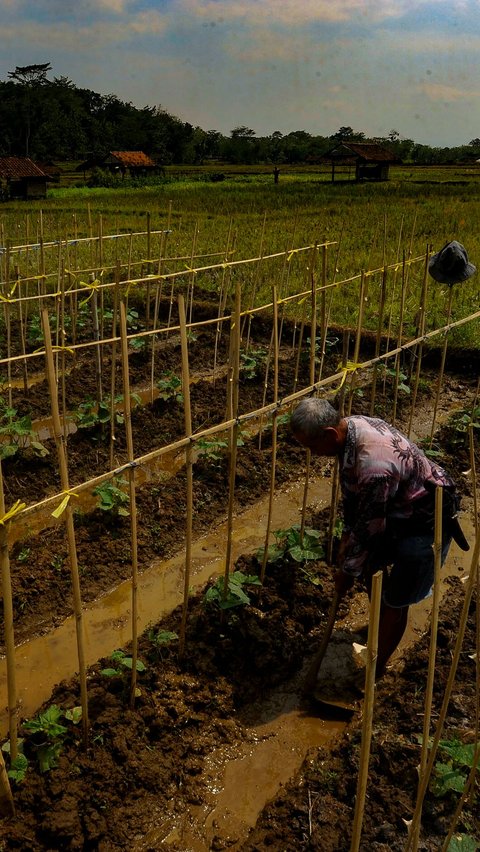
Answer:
[
  {"xmin": 369, "ymin": 265, "xmax": 388, "ymax": 416},
  {"xmin": 346, "ymin": 272, "xmax": 366, "ymax": 416},
  {"xmin": 178, "ymin": 294, "xmax": 193, "ymax": 656},
  {"xmin": 410, "ymin": 487, "xmax": 443, "ymax": 852},
  {"xmin": 349, "ymin": 569, "xmax": 383, "ymax": 852},
  {"xmin": 41, "ymin": 308, "xmax": 89, "ymax": 746},
  {"xmin": 224, "ymin": 283, "xmax": 241, "ymax": 593},
  {"xmin": 300, "ymin": 259, "xmax": 319, "ymax": 541},
  {"xmin": 429, "ymin": 284, "xmax": 455, "ymax": 444},
  {"xmin": 260, "ymin": 286, "xmax": 279, "ymax": 583},
  {"xmin": 16, "ymin": 271, "xmax": 29, "ymax": 396},
  {"xmin": 109, "ymin": 268, "xmax": 120, "ymax": 471},
  {"xmin": 469, "ymin": 423, "xmax": 478, "ymax": 536},
  {"xmin": 118, "ymin": 301, "xmax": 139, "ymax": 708},
  {"xmin": 244, "ymin": 211, "xmax": 267, "ymax": 348},
  {"xmin": 405, "ymin": 528, "xmax": 480, "ymax": 851},
  {"xmin": 407, "ymin": 249, "xmax": 429, "ymax": 438},
  {"xmin": 187, "ymin": 222, "xmax": 199, "ymax": 326},
  {"xmin": 317, "ymin": 244, "xmax": 328, "ymax": 382},
  {"xmin": 0, "ymin": 748, "xmax": 15, "ymax": 818},
  {"xmin": 213, "ymin": 220, "xmax": 234, "ymax": 384},
  {"xmin": 0, "ymin": 463, "xmax": 18, "ymax": 762},
  {"xmin": 326, "ymin": 330, "xmax": 349, "ymax": 564},
  {"xmin": 391, "ymin": 252, "xmax": 407, "ymax": 426}
]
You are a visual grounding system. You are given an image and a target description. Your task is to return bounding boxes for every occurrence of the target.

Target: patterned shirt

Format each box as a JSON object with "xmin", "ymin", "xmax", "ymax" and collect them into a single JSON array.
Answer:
[{"xmin": 340, "ymin": 416, "xmax": 454, "ymax": 576}]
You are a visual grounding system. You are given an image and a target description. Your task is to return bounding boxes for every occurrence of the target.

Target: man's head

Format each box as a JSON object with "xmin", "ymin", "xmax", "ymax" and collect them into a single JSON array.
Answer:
[{"xmin": 291, "ymin": 398, "xmax": 347, "ymax": 456}]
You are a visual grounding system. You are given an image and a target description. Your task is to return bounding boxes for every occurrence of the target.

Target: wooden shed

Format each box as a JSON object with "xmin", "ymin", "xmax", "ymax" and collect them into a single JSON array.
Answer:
[
  {"xmin": 0, "ymin": 157, "xmax": 51, "ymax": 200},
  {"xmin": 78, "ymin": 151, "xmax": 158, "ymax": 180},
  {"xmin": 325, "ymin": 142, "xmax": 401, "ymax": 182}
]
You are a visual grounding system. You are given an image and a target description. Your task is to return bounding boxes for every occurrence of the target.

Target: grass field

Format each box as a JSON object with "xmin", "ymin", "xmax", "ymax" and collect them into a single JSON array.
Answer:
[{"xmin": 1, "ymin": 164, "xmax": 480, "ymax": 348}]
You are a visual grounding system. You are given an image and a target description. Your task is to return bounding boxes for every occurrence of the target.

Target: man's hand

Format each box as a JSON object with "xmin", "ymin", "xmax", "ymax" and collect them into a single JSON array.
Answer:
[{"xmin": 334, "ymin": 569, "xmax": 355, "ymax": 598}]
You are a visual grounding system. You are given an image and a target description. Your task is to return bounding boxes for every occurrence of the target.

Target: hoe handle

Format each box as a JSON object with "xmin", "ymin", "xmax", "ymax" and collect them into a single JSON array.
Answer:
[{"xmin": 303, "ymin": 591, "xmax": 341, "ymax": 696}]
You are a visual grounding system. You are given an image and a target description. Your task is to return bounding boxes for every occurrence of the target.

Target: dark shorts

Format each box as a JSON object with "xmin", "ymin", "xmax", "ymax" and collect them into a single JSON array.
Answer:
[{"xmin": 369, "ymin": 531, "xmax": 452, "ymax": 609}]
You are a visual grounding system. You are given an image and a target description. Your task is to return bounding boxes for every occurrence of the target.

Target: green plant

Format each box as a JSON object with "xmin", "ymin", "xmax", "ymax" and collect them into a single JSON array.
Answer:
[
  {"xmin": 430, "ymin": 738, "xmax": 480, "ymax": 797},
  {"xmin": 0, "ymin": 402, "xmax": 48, "ymax": 460},
  {"xmin": 444, "ymin": 405, "xmax": 480, "ymax": 447},
  {"xmin": 240, "ymin": 346, "xmax": 268, "ymax": 380},
  {"xmin": 447, "ymin": 835, "xmax": 479, "ymax": 851},
  {"xmin": 378, "ymin": 364, "xmax": 411, "ymax": 394},
  {"xmin": 257, "ymin": 524, "xmax": 324, "ymax": 564},
  {"xmin": 148, "ymin": 629, "xmax": 178, "ymax": 658},
  {"xmin": 23, "ymin": 704, "xmax": 68, "ymax": 772},
  {"xmin": 157, "ymin": 371, "xmax": 184, "ymax": 403},
  {"xmin": 130, "ymin": 336, "xmax": 146, "ymax": 351},
  {"xmin": 93, "ymin": 478, "xmax": 130, "ymax": 516},
  {"xmin": 1, "ymin": 739, "xmax": 28, "ymax": 783},
  {"xmin": 74, "ymin": 397, "xmax": 111, "ymax": 429},
  {"xmin": 16, "ymin": 547, "xmax": 31, "ymax": 563},
  {"xmin": 196, "ymin": 437, "xmax": 228, "ymax": 463},
  {"xmin": 50, "ymin": 554, "xmax": 64, "ymax": 573},
  {"xmin": 204, "ymin": 571, "xmax": 262, "ymax": 610},
  {"xmin": 101, "ymin": 649, "xmax": 146, "ymax": 676}
]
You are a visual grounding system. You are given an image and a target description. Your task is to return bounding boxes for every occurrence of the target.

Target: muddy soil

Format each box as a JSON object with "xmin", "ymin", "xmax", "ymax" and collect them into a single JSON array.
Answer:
[{"xmin": 1, "ymin": 299, "xmax": 479, "ymax": 850}]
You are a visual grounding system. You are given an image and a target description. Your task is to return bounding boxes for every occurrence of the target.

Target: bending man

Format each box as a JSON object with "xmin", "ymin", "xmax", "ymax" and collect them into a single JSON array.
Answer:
[{"xmin": 291, "ymin": 398, "xmax": 468, "ymax": 679}]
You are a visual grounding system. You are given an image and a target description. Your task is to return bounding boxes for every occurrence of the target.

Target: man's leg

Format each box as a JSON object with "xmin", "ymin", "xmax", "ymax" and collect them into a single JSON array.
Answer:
[{"xmin": 376, "ymin": 602, "xmax": 409, "ymax": 676}]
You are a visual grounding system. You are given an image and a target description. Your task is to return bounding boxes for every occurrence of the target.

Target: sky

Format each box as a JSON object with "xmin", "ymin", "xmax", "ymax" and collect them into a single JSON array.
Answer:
[{"xmin": 0, "ymin": 0, "xmax": 479, "ymax": 147}]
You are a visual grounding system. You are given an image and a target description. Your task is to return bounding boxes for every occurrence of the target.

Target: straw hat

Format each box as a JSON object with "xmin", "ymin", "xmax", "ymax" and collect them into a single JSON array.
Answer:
[{"xmin": 428, "ymin": 240, "xmax": 476, "ymax": 286}]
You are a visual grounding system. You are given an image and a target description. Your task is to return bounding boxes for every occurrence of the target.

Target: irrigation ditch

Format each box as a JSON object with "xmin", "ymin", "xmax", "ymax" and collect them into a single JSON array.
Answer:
[{"xmin": 0, "ymin": 233, "xmax": 479, "ymax": 850}]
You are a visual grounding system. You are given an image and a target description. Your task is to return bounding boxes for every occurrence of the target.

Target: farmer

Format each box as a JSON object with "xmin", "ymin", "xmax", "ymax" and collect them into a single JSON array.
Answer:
[{"xmin": 291, "ymin": 398, "xmax": 469, "ymax": 681}]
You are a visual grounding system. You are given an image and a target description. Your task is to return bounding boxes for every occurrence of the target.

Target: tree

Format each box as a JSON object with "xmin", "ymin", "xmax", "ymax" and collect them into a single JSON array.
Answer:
[
  {"xmin": 8, "ymin": 62, "xmax": 52, "ymax": 156},
  {"xmin": 330, "ymin": 126, "xmax": 365, "ymax": 142}
]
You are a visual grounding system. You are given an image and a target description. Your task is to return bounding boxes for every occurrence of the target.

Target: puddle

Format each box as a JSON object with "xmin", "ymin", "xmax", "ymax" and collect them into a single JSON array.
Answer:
[
  {"xmin": 0, "ymin": 474, "xmax": 333, "ymax": 734},
  {"xmin": 136, "ymin": 691, "xmax": 342, "ymax": 851}
]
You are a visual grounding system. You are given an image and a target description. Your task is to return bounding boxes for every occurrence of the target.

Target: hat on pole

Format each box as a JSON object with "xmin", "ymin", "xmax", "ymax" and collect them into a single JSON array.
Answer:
[{"xmin": 428, "ymin": 240, "xmax": 476, "ymax": 286}]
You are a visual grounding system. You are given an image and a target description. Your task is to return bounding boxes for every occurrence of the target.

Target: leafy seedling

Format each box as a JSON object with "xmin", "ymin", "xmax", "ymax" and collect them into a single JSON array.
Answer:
[
  {"xmin": 23, "ymin": 704, "xmax": 68, "ymax": 773},
  {"xmin": 101, "ymin": 649, "xmax": 146, "ymax": 677},
  {"xmin": 0, "ymin": 401, "xmax": 48, "ymax": 460},
  {"xmin": 204, "ymin": 571, "xmax": 262, "ymax": 610},
  {"xmin": 157, "ymin": 371, "xmax": 183, "ymax": 403},
  {"xmin": 196, "ymin": 437, "xmax": 228, "ymax": 463},
  {"xmin": 148, "ymin": 629, "xmax": 178, "ymax": 659},
  {"xmin": 2, "ymin": 739, "xmax": 28, "ymax": 783},
  {"xmin": 257, "ymin": 524, "xmax": 324, "ymax": 565},
  {"xmin": 93, "ymin": 478, "xmax": 130, "ymax": 517}
]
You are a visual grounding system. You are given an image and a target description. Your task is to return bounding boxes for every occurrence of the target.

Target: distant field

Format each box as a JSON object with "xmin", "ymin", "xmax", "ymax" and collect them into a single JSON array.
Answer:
[{"xmin": 1, "ymin": 164, "xmax": 480, "ymax": 348}]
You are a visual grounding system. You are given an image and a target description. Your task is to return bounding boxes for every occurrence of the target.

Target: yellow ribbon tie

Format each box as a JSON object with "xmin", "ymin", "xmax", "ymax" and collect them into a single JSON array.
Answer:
[
  {"xmin": 52, "ymin": 490, "xmax": 79, "ymax": 519},
  {"xmin": 0, "ymin": 500, "xmax": 27, "ymax": 525},
  {"xmin": 335, "ymin": 360, "xmax": 363, "ymax": 391},
  {"xmin": 79, "ymin": 278, "xmax": 101, "ymax": 307}
]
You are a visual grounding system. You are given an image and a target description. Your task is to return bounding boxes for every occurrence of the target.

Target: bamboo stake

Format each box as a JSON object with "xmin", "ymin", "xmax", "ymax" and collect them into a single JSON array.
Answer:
[
  {"xmin": 91, "ymin": 276, "xmax": 103, "ymax": 404},
  {"xmin": 224, "ymin": 283, "xmax": 241, "ymax": 592},
  {"xmin": 187, "ymin": 222, "xmax": 199, "ymax": 326},
  {"xmin": 317, "ymin": 244, "xmax": 328, "ymax": 382},
  {"xmin": 41, "ymin": 308, "xmax": 89, "ymax": 746},
  {"xmin": 410, "ymin": 487, "xmax": 443, "ymax": 852},
  {"xmin": 178, "ymin": 294, "xmax": 193, "ymax": 657},
  {"xmin": 260, "ymin": 286, "xmax": 279, "ymax": 583},
  {"xmin": 118, "ymin": 301, "xmax": 139, "ymax": 708},
  {"xmin": 391, "ymin": 252, "xmax": 407, "ymax": 426},
  {"xmin": 0, "ymin": 748, "xmax": 15, "ymax": 818},
  {"xmin": 327, "ymin": 331, "xmax": 349, "ymax": 563},
  {"xmin": 145, "ymin": 211, "xmax": 152, "ymax": 328},
  {"xmin": 407, "ymin": 249, "xmax": 429, "ymax": 438},
  {"xmin": 405, "ymin": 529, "xmax": 480, "ymax": 851},
  {"xmin": 346, "ymin": 272, "xmax": 366, "ymax": 416},
  {"xmin": 369, "ymin": 265, "xmax": 388, "ymax": 416},
  {"xmin": 0, "ymin": 463, "xmax": 18, "ymax": 762},
  {"xmin": 300, "ymin": 259, "xmax": 319, "ymax": 542},
  {"xmin": 244, "ymin": 211, "xmax": 267, "ymax": 348},
  {"xmin": 469, "ymin": 423, "xmax": 478, "ymax": 536},
  {"xmin": 350, "ymin": 569, "xmax": 383, "ymax": 852},
  {"xmin": 213, "ymin": 220, "xmax": 234, "ymax": 383},
  {"xmin": 16, "ymin": 271, "xmax": 29, "ymax": 396},
  {"xmin": 429, "ymin": 284, "xmax": 455, "ymax": 445},
  {"xmin": 109, "ymin": 268, "xmax": 120, "ymax": 471}
]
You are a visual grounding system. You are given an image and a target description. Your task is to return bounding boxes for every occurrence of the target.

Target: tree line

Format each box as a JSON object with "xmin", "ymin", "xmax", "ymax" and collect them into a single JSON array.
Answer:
[{"xmin": 1, "ymin": 63, "xmax": 479, "ymax": 166}]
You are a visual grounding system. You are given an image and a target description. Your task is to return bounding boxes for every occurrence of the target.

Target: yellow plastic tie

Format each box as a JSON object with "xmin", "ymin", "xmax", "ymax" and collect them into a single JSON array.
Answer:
[
  {"xmin": 0, "ymin": 500, "xmax": 26, "ymax": 525},
  {"xmin": 335, "ymin": 360, "xmax": 363, "ymax": 391},
  {"xmin": 79, "ymin": 278, "xmax": 102, "ymax": 307},
  {"xmin": 287, "ymin": 249, "xmax": 299, "ymax": 262},
  {"xmin": 52, "ymin": 489, "xmax": 79, "ymax": 519},
  {"xmin": 33, "ymin": 345, "xmax": 75, "ymax": 356}
]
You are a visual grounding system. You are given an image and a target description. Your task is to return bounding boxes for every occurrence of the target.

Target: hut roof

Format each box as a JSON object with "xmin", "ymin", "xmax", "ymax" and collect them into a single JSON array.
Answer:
[
  {"xmin": 107, "ymin": 151, "xmax": 156, "ymax": 168},
  {"xmin": 0, "ymin": 157, "xmax": 50, "ymax": 179},
  {"xmin": 326, "ymin": 142, "xmax": 400, "ymax": 163}
]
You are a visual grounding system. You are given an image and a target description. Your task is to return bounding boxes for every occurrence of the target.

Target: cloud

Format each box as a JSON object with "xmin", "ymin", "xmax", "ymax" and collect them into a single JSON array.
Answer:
[
  {"xmin": 179, "ymin": 0, "xmax": 451, "ymax": 26},
  {"xmin": 419, "ymin": 81, "xmax": 480, "ymax": 101}
]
